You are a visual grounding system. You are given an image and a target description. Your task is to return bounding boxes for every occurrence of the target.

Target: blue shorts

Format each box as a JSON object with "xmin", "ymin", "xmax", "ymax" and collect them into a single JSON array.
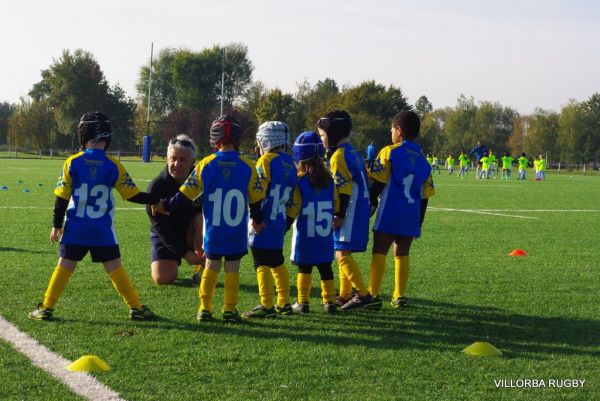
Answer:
[
  {"xmin": 150, "ymin": 234, "xmax": 181, "ymax": 265},
  {"xmin": 59, "ymin": 243, "xmax": 120, "ymax": 263}
]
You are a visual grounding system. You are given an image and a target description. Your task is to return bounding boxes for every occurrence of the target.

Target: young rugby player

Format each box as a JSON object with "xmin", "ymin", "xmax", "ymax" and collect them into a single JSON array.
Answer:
[
  {"xmin": 517, "ymin": 153, "xmax": 530, "ymax": 180},
  {"xmin": 287, "ymin": 131, "xmax": 339, "ymax": 314},
  {"xmin": 487, "ymin": 150, "xmax": 497, "ymax": 178},
  {"xmin": 538, "ymin": 154, "xmax": 546, "ymax": 180},
  {"xmin": 29, "ymin": 112, "xmax": 158, "ymax": 321},
  {"xmin": 317, "ymin": 110, "xmax": 373, "ymax": 311},
  {"xmin": 367, "ymin": 111, "xmax": 435, "ymax": 309},
  {"xmin": 500, "ymin": 152, "xmax": 515, "ymax": 180},
  {"xmin": 458, "ymin": 150, "xmax": 469, "ymax": 178},
  {"xmin": 446, "ymin": 154, "xmax": 455, "ymax": 175},
  {"xmin": 479, "ymin": 153, "xmax": 490, "ymax": 179},
  {"xmin": 155, "ymin": 115, "xmax": 265, "ymax": 322},
  {"xmin": 243, "ymin": 121, "xmax": 297, "ymax": 318}
]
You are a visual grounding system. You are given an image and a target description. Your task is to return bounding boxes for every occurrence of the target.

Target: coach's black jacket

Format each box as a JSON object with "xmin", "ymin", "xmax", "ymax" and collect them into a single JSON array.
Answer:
[{"xmin": 145, "ymin": 166, "xmax": 203, "ymax": 257}]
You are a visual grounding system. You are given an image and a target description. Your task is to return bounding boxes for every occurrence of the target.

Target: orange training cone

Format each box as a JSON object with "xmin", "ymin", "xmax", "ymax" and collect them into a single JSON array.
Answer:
[{"xmin": 509, "ymin": 249, "xmax": 528, "ymax": 256}]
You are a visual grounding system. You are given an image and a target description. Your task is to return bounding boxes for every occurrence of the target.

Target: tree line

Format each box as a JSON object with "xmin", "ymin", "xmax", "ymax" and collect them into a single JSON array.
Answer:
[{"xmin": 1, "ymin": 44, "xmax": 599, "ymax": 163}]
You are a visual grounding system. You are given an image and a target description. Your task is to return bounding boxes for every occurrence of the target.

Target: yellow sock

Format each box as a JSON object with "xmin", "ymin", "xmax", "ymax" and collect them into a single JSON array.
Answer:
[
  {"xmin": 297, "ymin": 273, "xmax": 312, "ymax": 303},
  {"xmin": 393, "ymin": 256, "xmax": 410, "ymax": 299},
  {"xmin": 271, "ymin": 264, "xmax": 290, "ymax": 307},
  {"xmin": 199, "ymin": 268, "xmax": 218, "ymax": 312},
  {"xmin": 193, "ymin": 264, "xmax": 205, "ymax": 274},
  {"xmin": 256, "ymin": 266, "xmax": 274, "ymax": 308},
  {"xmin": 223, "ymin": 272, "xmax": 240, "ymax": 312},
  {"xmin": 42, "ymin": 266, "xmax": 73, "ymax": 309},
  {"xmin": 338, "ymin": 264, "xmax": 352, "ymax": 299},
  {"xmin": 368, "ymin": 253, "xmax": 387, "ymax": 297},
  {"xmin": 109, "ymin": 266, "xmax": 142, "ymax": 309},
  {"xmin": 339, "ymin": 255, "xmax": 368, "ymax": 296},
  {"xmin": 320, "ymin": 280, "xmax": 336, "ymax": 304}
]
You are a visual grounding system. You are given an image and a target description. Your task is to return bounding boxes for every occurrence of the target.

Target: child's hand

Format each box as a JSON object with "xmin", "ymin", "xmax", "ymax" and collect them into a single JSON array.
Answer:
[
  {"xmin": 333, "ymin": 216, "xmax": 344, "ymax": 230},
  {"xmin": 50, "ymin": 227, "xmax": 63, "ymax": 243},
  {"xmin": 252, "ymin": 219, "xmax": 266, "ymax": 234}
]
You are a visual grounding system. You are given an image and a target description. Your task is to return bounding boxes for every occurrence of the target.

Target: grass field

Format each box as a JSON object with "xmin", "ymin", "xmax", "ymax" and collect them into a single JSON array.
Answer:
[{"xmin": 1, "ymin": 158, "xmax": 599, "ymax": 401}]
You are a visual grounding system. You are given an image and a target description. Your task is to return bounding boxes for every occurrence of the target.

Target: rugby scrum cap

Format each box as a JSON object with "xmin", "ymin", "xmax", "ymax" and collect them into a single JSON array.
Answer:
[
  {"xmin": 293, "ymin": 131, "xmax": 325, "ymax": 163},
  {"xmin": 210, "ymin": 115, "xmax": 242, "ymax": 150},
  {"xmin": 256, "ymin": 121, "xmax": 290, "ymax": 153},
  {"xmin": 78, "ymin": 111, "xmax": 111, "ymax": 150},
  {"xmin": 316, "ymin": 109, "xmax": 352, "ymax": 150}
]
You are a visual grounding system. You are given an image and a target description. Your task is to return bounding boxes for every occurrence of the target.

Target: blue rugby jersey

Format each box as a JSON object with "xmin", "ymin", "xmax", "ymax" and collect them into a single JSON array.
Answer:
[
  {"xmin": 329, "ymin": 143, "xmax": 370, "ymax": 252},
  {"xmin": 249, "ymin": 152, "xmax": 297, "ymax": 249},
  {"xmin": 54, "ymin": 149, "xmax": 140, "ymax": 246},
  {"xmin": 180, "ymin": 151, "xmax": 265, "ymax": 256},
  {"xmin": 370, "ymin": 140, "xmax": 435, "ymax": 237},
  {"xmin": 288, "ymin": 173, "xmax": 339, "ymax": 265}
]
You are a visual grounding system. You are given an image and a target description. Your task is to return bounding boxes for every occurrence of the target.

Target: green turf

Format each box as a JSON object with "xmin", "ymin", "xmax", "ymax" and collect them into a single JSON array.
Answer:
[{"xmin": 1, "ymin": 159, "xmax": 599, "ymax": 400}]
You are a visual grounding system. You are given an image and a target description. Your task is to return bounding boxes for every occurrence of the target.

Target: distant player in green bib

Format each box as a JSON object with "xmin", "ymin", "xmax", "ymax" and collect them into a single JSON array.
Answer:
[
  {"xmin": 500, "ymin": 152, "xmax": 514, "ymax": 180},
  {"xmin": 517, "ymin": 153, "xmax": 530, "ymax": 180},
  {"xmin": 445, "ymin": 154, "xmax": 455, "ymax": 175},
  {"xmin": 458, "ymin": 150, "xmax": 469, "ymax": 178}
]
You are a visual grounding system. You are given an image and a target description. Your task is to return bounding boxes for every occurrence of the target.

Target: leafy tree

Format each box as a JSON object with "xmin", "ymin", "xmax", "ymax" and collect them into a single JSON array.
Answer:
[
  {"xmin": 255, "ymin": 88, "xmax": 294, "ymax": 124},
  {"xmin": 415, "ymin": 95, "xmax": 433, "ymax": 118},
  {"xmin": 137, "ymin": 43, "xmax": 253, "ymax": 117},
  {"xmin": 136, "ymin": 47, "xmax": 178, "ymax": 118},
  {"xmin": 443, "ymin": 95, "xmax": 478, "ymax": 154},
  {"xmin": 29, "ymin": 49, "xmax": 136, "ymax": 150},
  {"xmin": 8, "ymin": 99, "xmax": 55, "ymax": 150},
  {"xmin": 524, "ymin": 108, "xmax": 559, "ymax": 160},
  {"xmin": 0, "ymin": 102, "xmax": 16, "ymax": 145}
]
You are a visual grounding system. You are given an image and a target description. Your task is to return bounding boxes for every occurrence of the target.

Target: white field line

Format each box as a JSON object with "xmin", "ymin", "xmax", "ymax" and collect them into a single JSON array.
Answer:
[
  {"xmin": 0, "ymin": 315, "xmax": 125, "ymax": 401},
  {"xmin": 429, "ymin": 207, "xmax": 539, "ymax": 220}
]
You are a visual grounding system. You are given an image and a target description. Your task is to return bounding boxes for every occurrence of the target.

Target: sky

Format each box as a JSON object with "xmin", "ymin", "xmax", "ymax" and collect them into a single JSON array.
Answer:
[{"xmin": 1, "ymin": 0, "xmax": 599, "ymax": 114}]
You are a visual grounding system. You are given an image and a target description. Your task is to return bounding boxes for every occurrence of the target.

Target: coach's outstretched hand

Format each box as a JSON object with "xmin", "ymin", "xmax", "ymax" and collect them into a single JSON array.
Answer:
[
  {"xmin": 50, "ymin": 227, "xmax": 63, "ymax": 243},
  {"xmin": 251, "ymin": 219, "xmax": 266, "ymax": 234},
  {"xmin": 151, "ymin": 200, "xmax": 169, "ymax": 216}
]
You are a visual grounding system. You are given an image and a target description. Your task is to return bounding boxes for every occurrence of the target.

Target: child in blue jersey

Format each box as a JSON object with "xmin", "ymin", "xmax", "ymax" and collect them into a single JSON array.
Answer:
[
  {"xmin": 368, "ymin": 111, "xmax": 435, "ymax": 309},
  {"xmin": 243, "ymin": 121, "xmax": 297, "ymax": 319},
  {"xmin": 29, "ymin": 112, "xmax": 158, "ymax": 321},
  {"xmin": 155, "ymin": 115, "xmax": 266, "ymax": 322},
  {"xmin": 317, "ymin": 110, "xmax": 373, "ymax": 311},
  {"xmin": 287, "ymin": 131, "xmax": 340, "ymax": 314}
]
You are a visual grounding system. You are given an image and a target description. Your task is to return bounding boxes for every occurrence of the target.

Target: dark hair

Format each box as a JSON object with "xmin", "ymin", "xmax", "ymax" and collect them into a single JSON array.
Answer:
[
  {"xmin": 392, "ymin": 110, "xmax": 420, "ymax": 138},
  {"xmin": 298, "ymin": 157, "xmax": 332, "ymax": 189},
  {"xmin": 317, "ymin": 110, "xmax": 352, "ymax": 149},
  {"xmin": 521, "ymin": 152, "xmax": 526, "ymax": 157}
]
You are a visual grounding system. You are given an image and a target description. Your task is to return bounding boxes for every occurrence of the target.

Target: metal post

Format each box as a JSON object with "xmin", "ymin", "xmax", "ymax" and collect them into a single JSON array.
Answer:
[
  {"xmin": 146, "ymin": 42, "xmax": 153, "ymax": 139},
  {"xmin": 220, "ymin": 47, "xmax": 225, "ymax": 116}
]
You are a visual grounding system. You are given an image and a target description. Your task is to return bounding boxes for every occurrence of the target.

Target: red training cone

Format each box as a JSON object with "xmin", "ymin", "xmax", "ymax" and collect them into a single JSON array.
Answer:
[{"xmin": 509, "ymin": 249, "xmax": 528, "ymax": 256}]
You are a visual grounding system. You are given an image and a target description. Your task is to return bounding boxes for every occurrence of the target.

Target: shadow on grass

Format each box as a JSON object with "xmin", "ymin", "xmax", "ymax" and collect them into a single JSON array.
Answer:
[
  {"xmin": 75, "ymin": 297, "xmax": 600, "ymax": 359},
  {"xmin": 0, "ymin": 246, "xmax": 48, "ymax": 254}
]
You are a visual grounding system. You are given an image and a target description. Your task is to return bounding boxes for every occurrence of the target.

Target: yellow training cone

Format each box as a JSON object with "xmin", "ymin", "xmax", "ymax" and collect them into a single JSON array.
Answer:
[
  {"xmin": 462, "ymin": 341, "xmax": 503, "ymax": 357},
  {"xmin": 67, "ymin": 355, "xmax": 111, "ymax": 372}
]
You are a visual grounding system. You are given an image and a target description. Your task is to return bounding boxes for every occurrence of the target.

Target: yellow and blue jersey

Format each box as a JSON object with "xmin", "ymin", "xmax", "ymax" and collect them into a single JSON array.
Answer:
[
  {"xmin": 180, "ymin": 151, "xmax": 265, "ymax": 256},
  {"xmin": 370, "ymin": 140, "xmax": 432, "ymax": 237},
  {"xmin": 287, "ymin": 173, "xmax": 339, "ymax": 265},
  {"xmin": 329, "ymin": 143, "xmax": 370, "ymax": 252},
  {"xmin": 54, "ymin": 149, "xmax": 140, "ymax": 246},
  {"xmin": 249, "ymin": 152, "xmax": 297, "ymax": 250}
]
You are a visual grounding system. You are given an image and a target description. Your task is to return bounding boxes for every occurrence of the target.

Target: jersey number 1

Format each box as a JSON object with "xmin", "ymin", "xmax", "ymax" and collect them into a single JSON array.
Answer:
[{"xmin": 208, "ymin": 188, "xmax": 245, "ymax": 227}]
